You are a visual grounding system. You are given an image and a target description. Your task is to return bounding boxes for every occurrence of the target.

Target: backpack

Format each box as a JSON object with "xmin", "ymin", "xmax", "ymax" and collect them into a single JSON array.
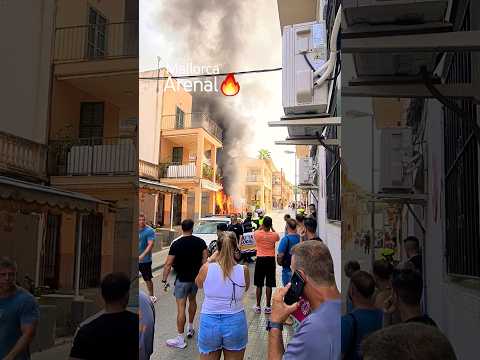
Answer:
[
  {"xmin": 344, "ymin": 313, "xmax": 358, "ymax": 359},
  {"xmin": 282, "ymin": 235, "xmax": 293, "ymax": 268}
]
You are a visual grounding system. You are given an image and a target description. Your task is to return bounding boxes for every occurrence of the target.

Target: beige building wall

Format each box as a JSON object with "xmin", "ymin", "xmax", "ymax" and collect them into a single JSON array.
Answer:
[
  {"xmin": 1, "ymin": 0, "xmax": 55, "ymax": 144},
  {"xmin": 55, "ymin": 0, "xmax": 127, "ymax": 26},
  {"xmin": 49, "ymin": 80, "xmax": 121, "ymax": 140}
]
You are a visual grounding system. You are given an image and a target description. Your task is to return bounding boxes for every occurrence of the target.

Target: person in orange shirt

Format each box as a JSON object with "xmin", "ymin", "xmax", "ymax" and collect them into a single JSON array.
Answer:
[{"xmin": 253, "ymin": 216, "xmax": 280, "ymax": 314}]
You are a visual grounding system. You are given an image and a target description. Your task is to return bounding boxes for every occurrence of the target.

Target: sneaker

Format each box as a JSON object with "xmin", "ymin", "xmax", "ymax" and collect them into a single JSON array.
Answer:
[
  {"xmin": 166, "ymin": 336, "xmax": 187, "ymax": 349},
  {"xmin": 254, "ymin": 306, "xmax": 261, "ymax": 314},
  {"xmin": 264, "ymin": 306, "xmax": 272, "ymax": 314},
  {"xmin": 150, "ymin": 296, "xmax": 157, "ymax": 304},
  {"xmin": 187, "ymin": 328, "xmax": 195, "ymax": 338}
]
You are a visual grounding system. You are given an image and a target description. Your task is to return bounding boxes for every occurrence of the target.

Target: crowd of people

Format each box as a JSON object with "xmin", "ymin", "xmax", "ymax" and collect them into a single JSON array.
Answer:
[
  {"xmin": 342, "ymin": 236, "xmax": 457, "ymax": 359},
  {"xmin": 137, "ymin": 204, "xmax": 345, "ymax": 360}
]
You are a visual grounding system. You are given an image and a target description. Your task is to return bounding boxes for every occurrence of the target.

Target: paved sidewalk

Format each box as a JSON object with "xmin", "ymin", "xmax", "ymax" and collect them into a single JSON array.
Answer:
[
  {"xmin": 31, "ymin": 341, "xmax": 72, "ymax": 360},
  {"xmin": 142, "ymin": 210, "xmax": 295, "ymax": 359}
]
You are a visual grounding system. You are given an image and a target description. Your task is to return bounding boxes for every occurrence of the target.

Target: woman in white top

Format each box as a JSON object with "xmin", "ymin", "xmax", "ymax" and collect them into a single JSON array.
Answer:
[{"xmin": 196, "ymin": 231, "xmax": 250, "ymax": 359}]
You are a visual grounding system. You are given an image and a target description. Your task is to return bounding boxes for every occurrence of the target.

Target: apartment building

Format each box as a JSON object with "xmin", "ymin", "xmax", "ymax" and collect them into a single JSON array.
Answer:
[
  {"xmin": 238, "ymin": 158, "xmax": 276, "ymax": 213},
  {"xmin": 139, "ymin": 69, "xmax": 223, "ymax": 224},
  {"xmin": 272, "ymin": 170, "xmax": 293, "ymax": 209},
  {"xmin": 0, "ymin": 0, "xmax": 139, "ymax": 350}
]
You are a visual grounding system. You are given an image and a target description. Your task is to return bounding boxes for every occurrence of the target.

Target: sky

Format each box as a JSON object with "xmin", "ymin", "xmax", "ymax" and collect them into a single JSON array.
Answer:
[{"xmin": 139, "ymin": 0, "xmax": 295, "ymax": 184}]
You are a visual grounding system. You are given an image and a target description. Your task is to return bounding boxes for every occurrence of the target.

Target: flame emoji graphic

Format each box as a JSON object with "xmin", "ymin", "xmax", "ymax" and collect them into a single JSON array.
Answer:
[{"xmin": 220, "ymin": 73, "xmax": 240, "ymax": 96}]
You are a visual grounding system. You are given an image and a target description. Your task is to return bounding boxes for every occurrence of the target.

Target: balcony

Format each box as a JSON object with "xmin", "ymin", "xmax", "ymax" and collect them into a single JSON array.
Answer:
[
  {"xmin": 54, "ymin": 22, "xmax": 138, "ymax": 63},
  {"xmin": 0, "ymin": 131, "xmax": 47, "ymax": 181},
  {"xmin": 160, "ymin": 162, "xmax": 196, "ymax": 179},
  {"xmin": 139, "ymin": 160, "xmax": 159, "ymax": 180},
  {"xmin": 49, "ymin": 137, "xmax": 136, "ymax": 176},
  {"xmin": 162, "ymin": 113, "xmax": 223, "ymax": 143},
  {"xmin": 246, "ymin": 175, "xmax": 261, "ymax": 182}
]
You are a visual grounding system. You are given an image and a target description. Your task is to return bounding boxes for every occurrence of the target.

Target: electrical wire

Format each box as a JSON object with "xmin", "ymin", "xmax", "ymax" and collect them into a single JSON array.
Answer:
[
  {"xmin": 302, "ymin": 52, "xmax": 317, "ymax": 72},
  {"xmin": 139, "ymin": 67, "xmax": 282, "ymax": 80}
]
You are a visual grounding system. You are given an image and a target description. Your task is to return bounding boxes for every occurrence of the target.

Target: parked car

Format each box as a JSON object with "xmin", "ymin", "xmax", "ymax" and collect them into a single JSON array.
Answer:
[{"xmin": 171, "ymin": 216, "xmax": 231, "ymax": 248}]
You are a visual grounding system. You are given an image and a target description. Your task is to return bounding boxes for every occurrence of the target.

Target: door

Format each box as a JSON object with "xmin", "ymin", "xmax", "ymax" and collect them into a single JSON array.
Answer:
[
  {"xmin": 172, "ymin": 194, "xmax": 183, "ymax": 226},
  {"xmin": 39, "ymin": 214, "xmax": 61, "ymax": 289},
  {"xmin": 80, "ymin": 102, "xmax": 104, "ymax": 139},
  {"xmin": 201, "ymin": 192, "xmax": 210, "ymax": 217},
  {"xmin": 172, "ymin": 147, "xmax": 183, "ymax": 165},
  {"xmin": 78, "ymin": 214, "xmax": 103, "ymax": 289},
  {"xmin": 87, "ymin": 7, "xmax": 107, "ymax": 58},
  {"xmin": 175, "ymin": 107, "xmax": 185, "ymax": 129},
  {"xmin": 187, "ymin": 192, "xmax": 195, "ymax": 220},
  {"xmin": 156, "ymin": 193, "xmax": 165, "ymax": 226}
]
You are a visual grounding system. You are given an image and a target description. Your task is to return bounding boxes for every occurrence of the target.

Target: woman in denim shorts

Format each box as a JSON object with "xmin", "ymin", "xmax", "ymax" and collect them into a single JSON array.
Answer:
[{"xmin": 195, "ymin": 231, "xmax": 250, "ymax": 359}]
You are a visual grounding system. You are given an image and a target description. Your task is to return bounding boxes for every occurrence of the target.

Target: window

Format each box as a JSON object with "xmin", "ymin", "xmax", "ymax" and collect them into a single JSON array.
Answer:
[
  {"xmin": 87, "ymin": 7, "xmax": 107, "ymax": 58},
  {"xmin": 444, "ymin": 7, "xmax": 480, "ymax": 278},
  {"xmin": 172, "ymin": 147, "xmax": 183, "ymax": 164},
  {"xmin": 79, "ymin": 102, "xmax": 104, "ymax": 139},
  {"xmin": 175, "ymin": 107, "xmax": 185, "ymax": 129},
  {"xmin": 326, "ymin": 126, "xmax": 341, "ymax": 221}
]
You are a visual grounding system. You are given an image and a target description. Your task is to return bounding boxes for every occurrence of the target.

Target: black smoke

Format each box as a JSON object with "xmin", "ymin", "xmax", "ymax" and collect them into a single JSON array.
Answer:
[{"xmin": 156, "ymin": 0, "xmax": 255, "ymax": 195}]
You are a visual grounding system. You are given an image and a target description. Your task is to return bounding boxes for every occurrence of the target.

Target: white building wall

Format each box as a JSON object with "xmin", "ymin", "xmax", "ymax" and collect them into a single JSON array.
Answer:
[
  {"xmin": 409, "ymin": 98, "xmax": 480, "ymax": 360},
  {"xmin": 317, "ymin": 146, "xmax": 342, "ymax": 290},
  {"xmin": 0, "ymin": 0, "xmax": 55, "ymax": 144}
]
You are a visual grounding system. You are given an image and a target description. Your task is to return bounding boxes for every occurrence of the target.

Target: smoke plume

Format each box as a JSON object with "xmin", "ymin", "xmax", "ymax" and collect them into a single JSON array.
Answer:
[{"xmin": 156, "ymin": 0, "xmax": 255, "ymax": 196}]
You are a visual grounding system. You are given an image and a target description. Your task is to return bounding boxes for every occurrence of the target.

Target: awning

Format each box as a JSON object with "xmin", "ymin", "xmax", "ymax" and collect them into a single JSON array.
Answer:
[
  {"xmin": 0, "ymin": 176, "xmax": 106, "ymax": 213},
  {"xmin": 139, "ymin": 178, "xmax": 184, "ymax": 194}
]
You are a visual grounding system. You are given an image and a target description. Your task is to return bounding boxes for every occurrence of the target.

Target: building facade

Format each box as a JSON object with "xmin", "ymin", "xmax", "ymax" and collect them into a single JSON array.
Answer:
[{"xmin": 139, "ymin": 69, "xmax": 223, "ymax": 225}]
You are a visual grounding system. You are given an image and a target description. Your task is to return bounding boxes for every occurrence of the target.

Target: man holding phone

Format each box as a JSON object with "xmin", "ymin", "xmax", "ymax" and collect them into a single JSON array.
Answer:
[{"xmin": 267, "ymin": 241, "xmax": 341, "ymax": 360}]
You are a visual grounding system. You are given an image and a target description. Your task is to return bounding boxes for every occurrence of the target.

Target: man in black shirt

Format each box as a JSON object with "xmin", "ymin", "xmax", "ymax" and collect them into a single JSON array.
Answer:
[
  {"xmin": 304, "ymin": 218, "xmax": 323, "ymax": 242},
  {"xmin": 70, "ymin": 272, "xmax": 138, "ymax": 360},
  {"xmin": 387, "ymin": 269, "xmax": 436, "ymax": 327},
  {"xmin": 227, "ymin": 214, "xmax": 244, "ymax": 243},
  {"xmin": 403, "ymin": 236, "xmax": 422, "ymax": 274},
  {"xmin": 162, "ymin": 219, "xmax": 207, "ymax": 349}
]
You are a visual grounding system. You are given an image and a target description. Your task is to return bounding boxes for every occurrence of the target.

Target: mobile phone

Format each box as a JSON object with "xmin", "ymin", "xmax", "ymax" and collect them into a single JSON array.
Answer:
[{"xmin": 284, "ymin": 271, "xmax": 305, "ymax": 305}]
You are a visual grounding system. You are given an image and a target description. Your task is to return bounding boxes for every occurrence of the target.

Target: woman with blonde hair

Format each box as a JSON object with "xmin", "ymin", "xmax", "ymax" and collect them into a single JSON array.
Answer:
[{"xmin": 195, "ymin": 231, "xmax": 250, "ymax": 359}]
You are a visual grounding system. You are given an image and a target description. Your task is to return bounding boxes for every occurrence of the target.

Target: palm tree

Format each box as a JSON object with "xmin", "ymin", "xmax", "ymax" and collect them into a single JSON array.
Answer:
[{"xmin": 258, "ymin": 149, "xmax": 271, "ymax": 160}]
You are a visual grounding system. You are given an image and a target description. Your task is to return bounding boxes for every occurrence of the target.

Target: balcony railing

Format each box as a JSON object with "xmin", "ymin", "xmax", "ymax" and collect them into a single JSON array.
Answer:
[
  {"xmin": 49, "ymin": 136, "xmax": 136, "ymax": 176},
  {"xmin": 160, "ymin": 162, "xmax": 196, "ymax": 178},
  {"xmin": 139, "ymin": 160, "xmax": 159, "ymax": 180},
  {"xmin": 54, "ymin": 22, "xmax": 138, "ymax": 63},
  {"xmin": 0, "ymin": 131, "xmax": 47, "ymax": 180},
  {"xmin": 162, "ymin": 113, "xmax": 223, "ymax": 142},
  {"xmin": 246, "ymin": 175, "xmax": 260, "ymax": 182}
]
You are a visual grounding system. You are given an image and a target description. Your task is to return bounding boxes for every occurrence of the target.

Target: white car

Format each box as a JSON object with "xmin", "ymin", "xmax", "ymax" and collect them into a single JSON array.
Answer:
[{"xmin": 171, "ymin": 216, "xmax": 231, "ymax": 248}]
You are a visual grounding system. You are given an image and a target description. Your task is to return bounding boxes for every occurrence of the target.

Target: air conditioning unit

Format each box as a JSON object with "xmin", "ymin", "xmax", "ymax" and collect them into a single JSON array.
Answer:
[
  {"xmin": 282, "ymin": 21, "xmax": 329, "ymax": 115},
  {"xmin": 299, "ymin": 157, "xmax": 315, "ymax": 185},
  {"xmin": 379, "ymin": 128, "xmax": 414, "ymax": 192},
  {"xmin": 343, "ymin": 0, "xmax": 448, "ymax": 28}
]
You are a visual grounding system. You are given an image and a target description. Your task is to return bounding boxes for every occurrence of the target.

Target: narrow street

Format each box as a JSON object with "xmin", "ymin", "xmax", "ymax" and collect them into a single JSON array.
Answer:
[{"xmin": 140, "ymin": 209, "xmax": 295, "ymax": 359}]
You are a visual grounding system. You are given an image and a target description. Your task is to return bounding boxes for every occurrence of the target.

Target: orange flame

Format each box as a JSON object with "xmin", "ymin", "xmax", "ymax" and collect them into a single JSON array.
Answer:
[
  {"xmin": 220, "ymin": 73, "xmax": 240, "ymax": 96},
  {"xmin": 215, "ymin": 190, "xmax": 239, "ymax": 215}
]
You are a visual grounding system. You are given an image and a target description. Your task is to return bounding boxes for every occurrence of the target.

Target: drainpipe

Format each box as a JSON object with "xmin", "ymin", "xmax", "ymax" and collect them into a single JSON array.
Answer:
[{"xmin": 170, "ymin": 195, "xmax": 174, "ymax": 231}]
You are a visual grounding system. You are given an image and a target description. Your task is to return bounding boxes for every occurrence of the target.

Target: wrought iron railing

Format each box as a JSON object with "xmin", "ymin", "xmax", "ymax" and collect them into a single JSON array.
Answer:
[
  {"xmin": 48, "ymin": 136, "xmax": 136, "ymax": 176},
  {"xmin": 0, "ymin": 131, "xmax": 47, "ymax": 180},
  {"xmin": 54, "ymin": 22, "xmax": 138, "ymax": 62},
  {"xmin": 162, "ymin": 113, "xmax": 223, "ymax": 142}
]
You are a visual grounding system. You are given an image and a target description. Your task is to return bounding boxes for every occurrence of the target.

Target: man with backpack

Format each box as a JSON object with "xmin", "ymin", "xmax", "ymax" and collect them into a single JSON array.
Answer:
[{"xmin": 276, "ymin": 219, "xmax": 301, "ymax": 286}]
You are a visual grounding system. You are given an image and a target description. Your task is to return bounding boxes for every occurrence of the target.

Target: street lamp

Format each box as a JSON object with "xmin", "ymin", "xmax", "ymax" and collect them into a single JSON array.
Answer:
[
  {"xmin": 284, "ymin": 150, "xmax": 297, "ymax": 207},
  {"xmin": 345, "ymin": 110, "xmax": 375, "ymax": 268}
]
